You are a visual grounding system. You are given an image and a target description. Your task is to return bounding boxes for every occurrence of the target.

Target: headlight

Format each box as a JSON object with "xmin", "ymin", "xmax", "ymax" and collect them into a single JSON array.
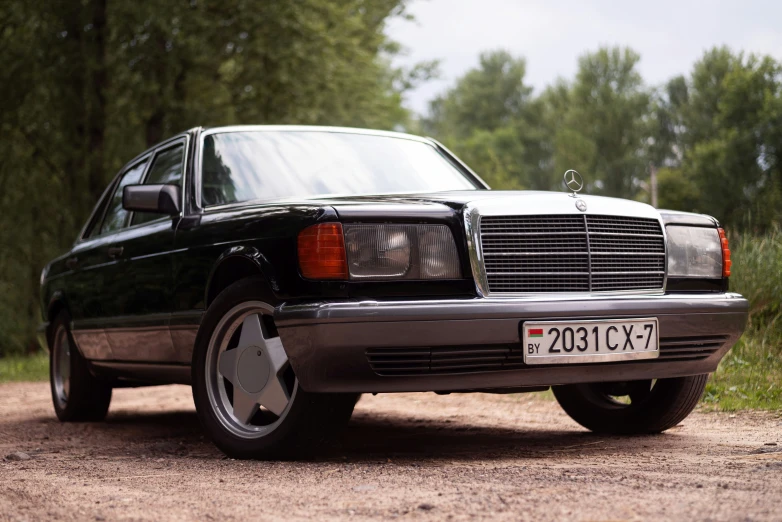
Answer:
[
  {"xmin": 666, "ymin": 226, "xmax": 723, "ymax": 278},
  {"xmin": 344, "ymin": 224, "xmax": 461, "ymax": 280}
]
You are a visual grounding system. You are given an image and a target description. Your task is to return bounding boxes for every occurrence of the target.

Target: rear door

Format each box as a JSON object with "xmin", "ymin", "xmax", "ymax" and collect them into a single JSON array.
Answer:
[{"xmin": 101, "ymin": 138, "xmax": 188, "ymax": 362}]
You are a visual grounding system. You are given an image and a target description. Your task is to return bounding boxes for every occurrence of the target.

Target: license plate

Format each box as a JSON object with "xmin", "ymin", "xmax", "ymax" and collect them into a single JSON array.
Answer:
[{"xmin": 521, "ymin": 318, "xmax": 659, "ymax": 365}]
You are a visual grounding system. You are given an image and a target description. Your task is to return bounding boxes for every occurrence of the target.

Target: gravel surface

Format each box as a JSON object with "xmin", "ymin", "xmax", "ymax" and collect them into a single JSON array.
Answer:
[{"xmin": 1, "ymin": 382, "xmax": 780, "ymax": 521}]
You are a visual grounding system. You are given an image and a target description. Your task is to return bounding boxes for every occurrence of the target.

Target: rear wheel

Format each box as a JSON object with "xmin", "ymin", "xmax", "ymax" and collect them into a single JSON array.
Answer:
[
  {"xmin": 49, "ymin": 312, "xmax": 112, "ymax": 422},
  {"xmin": 553, "ymin": 375, "xmax": 708, "ymax": 434},
  {"xmin": 192, "ymin": 277, "xmax": 357, "ymax": 459}
]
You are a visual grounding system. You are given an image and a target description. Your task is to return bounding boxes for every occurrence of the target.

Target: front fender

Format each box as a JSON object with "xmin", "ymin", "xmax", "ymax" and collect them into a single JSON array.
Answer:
[{"xmin": 204, "ymin": 245, "xmax": 279, "ymax": 306}]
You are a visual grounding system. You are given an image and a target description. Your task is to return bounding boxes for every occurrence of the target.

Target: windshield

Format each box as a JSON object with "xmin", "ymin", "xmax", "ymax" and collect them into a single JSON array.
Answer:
[{"xmin": 200, "ymin": 130, "xmax": 479, "ymax": 207}]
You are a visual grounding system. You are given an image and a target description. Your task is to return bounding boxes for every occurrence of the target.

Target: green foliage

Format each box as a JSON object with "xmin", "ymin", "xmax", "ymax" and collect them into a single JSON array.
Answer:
[
  {"xmin": 450, "ymin": 127, "xmax": 526, "ymax": 189},
  {"xmin": 656, "ymin": 167, "xmax": 700, "ymax": 211},
  {"xmin": 560, "ymin": 48, "xmax": 650, "ymax": 197},
  {"xmin": 0, "ymin": 0, "xmax": 425, "ymax": 355},
  {"xmin": 681, "ymin": 49, "xmax": 782, "ymax": 227},
  {"xmin": 704, "ymin": 229, "xmax": 782, "ymax": 410},
  {"xmin": 428, "ymin": 47, "xmax": 651, "ymax": 195},
  {"xmin": 427, "ymin": 45, "xmax": 782, "ymax": 231},
  {"xmin": 729, "ymin": 228, "xmax": 782, "ymax": 329},
  {"xmin": 426, "ymin": 51, "xmax": 531, "ymax": 137},
  {"xmin": 0, "ymin": 353, "xmax": 49, "ymax": 383},
  {"xmin": 704, "ymin": 338, "xmax": 782, "ymax": 411},
  {"xmin": 424, "ymin": 50, "xmax": 551, "ymax": 190}
]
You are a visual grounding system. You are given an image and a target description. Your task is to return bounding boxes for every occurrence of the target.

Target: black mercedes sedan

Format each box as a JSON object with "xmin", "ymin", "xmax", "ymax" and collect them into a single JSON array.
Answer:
[{"xmin": 39, "ymin": 125, "xmax": 748, "ymax": 459}]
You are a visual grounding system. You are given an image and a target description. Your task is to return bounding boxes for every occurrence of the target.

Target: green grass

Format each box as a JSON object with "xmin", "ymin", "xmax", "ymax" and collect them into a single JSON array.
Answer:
[
  {"xmin": 703, "ymin": 336, "xmax": 782, "ymax": 410},
  {"xmin": 0, "ymin": 352, "xmax": 49, "ymax": 383},
  {"xmin": 703, "ymin": 228, "xmax": 782, "ymax": 411}
]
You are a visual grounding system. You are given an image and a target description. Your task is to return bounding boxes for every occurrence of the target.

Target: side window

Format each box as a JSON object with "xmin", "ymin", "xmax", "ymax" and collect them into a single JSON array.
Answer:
[
  {"xmin": 132, "ymin": 143, "xmax": 185, "ymax": 226},
  {"xmin": 100, "ymin": 160, "xmax": 148, "ymax": 235},
  {"xmin": 84, "ymin": 185, "xmax": 116, "ymax": 239}
]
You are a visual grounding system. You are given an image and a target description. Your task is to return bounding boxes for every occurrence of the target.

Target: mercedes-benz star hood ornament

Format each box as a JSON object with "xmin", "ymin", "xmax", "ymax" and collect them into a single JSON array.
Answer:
[{"xmin": 563, "ymin": 169, "xmax": 584, "ymax": 197}]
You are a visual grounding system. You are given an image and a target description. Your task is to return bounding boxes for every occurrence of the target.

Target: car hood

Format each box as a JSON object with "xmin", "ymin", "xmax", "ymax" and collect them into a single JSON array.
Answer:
[{"xmin": 307, "ymin": 190, "xmax": 662, "ymax": 221}]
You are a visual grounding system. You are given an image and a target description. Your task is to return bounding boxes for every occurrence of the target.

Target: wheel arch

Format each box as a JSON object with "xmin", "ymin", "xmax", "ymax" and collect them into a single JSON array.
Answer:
[
  {"xmin": 45, "ymin": 291, "xmax": 70, "ymax": 348},
  {"xmin": 205, "ymin": 246, "xmax": 279, "ymax": 308}
]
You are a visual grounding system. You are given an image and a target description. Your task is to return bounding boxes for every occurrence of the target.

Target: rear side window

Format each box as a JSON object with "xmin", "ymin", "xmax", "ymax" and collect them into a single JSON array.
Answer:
[
  {"xmin": 132, "ymin": 143, "xmax": 185, "ymax": 226},
  {"xmin": 83, "ymin": 187, "xmax": 115, "ymax": 239},
  {"xmin": 100, "ymin": 160, "xmax": 148, "ymax": 235}
]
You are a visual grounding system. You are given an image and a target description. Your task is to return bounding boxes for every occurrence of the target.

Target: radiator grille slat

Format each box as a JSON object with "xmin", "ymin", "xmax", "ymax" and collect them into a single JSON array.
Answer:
[
  {"xmin": 366, "ymin": 336, "xmax": 727, "ymax": 376},
  {"xmin": 480, "ymin": 214, "xmax": 665, "ymax": 294}
]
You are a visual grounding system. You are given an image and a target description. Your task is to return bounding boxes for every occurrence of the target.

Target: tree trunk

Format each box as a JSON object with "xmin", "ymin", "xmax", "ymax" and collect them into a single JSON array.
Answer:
[{"xmin": 86, "ymin": 0, "xmax": 108, "ymax": 209}]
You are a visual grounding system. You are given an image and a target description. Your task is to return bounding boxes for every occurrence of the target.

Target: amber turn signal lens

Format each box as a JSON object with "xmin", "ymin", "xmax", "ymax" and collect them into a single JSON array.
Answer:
[
  {"xmin": 717, "ymin": 228, "xmax": 731, "ymax": 277},
  {"xmin": 298, "ymin": 223, "xmax": 348, "ymax": 280}
]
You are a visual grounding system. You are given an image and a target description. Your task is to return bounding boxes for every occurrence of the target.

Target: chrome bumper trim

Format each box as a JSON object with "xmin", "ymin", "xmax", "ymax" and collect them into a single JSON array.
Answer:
[
  {"xmin": 275, "ymin": 293, "xmax": 748, "ymax": 393},
  {"xmin": 276, "ymin": 293, "xmax": 748, "ymax": 326}
]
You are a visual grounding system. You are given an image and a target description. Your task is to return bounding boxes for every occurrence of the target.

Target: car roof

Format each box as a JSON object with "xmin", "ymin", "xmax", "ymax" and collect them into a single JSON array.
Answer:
[{"xmin": 200, "ymin": 125, "xmax": 433, "ymax": 144}]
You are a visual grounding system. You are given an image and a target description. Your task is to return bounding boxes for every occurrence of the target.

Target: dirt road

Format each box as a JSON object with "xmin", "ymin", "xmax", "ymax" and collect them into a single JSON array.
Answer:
[{"xmin": 1, "ymin": 382, "xmax": 780, "ymax": 521}]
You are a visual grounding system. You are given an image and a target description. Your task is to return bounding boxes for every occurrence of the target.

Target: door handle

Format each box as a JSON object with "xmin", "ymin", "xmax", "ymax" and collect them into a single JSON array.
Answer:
[
  {"xmin": 65, "ymin": 257, "xmax": 79, "ymax": 270},
  {"xmin": 107, "ymin": 246, "xmax": 124, "ymax": 259}
]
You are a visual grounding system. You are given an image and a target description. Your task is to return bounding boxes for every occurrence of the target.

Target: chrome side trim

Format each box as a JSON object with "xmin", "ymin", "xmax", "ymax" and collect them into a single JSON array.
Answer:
[
  {"xmin": 464, "ymin": 202, "xmax": 488, "ymax": 296},
  {"xmin": 333, "ymin": 203, "xmax": 454, "ymax": 219},
  {"xmin": 71, "ymin": 329, "xmax": 114, "ymax": 360},
  {"xmin": 660, "ymin": 210, "xmax": 719, "ymax": 227}
]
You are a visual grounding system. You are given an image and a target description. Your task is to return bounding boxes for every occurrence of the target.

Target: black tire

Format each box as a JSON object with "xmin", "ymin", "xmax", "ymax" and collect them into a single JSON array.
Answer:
[
  {"xmin": 49, "ymin": 312, "xmax": 112, "ymax": 422},
  {"xmin": 191, "ymin": 276, "xmax": 358, "ymax": 460},
  {"xmin": 552, "ymin": 375, "xmax": 708, "ymax": 434}
]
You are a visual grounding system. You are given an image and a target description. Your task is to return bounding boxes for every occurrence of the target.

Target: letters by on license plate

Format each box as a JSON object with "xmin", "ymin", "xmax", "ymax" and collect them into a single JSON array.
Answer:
[{"xmin": 521, "ymin": 318, "xmax": 659, "ymax": 365}]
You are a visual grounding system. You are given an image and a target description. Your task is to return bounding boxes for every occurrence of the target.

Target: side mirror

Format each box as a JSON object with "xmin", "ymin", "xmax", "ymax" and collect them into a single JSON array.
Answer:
[{"xmin": 122, "ymin": 184, "xmax": 181, "ymax": 215}]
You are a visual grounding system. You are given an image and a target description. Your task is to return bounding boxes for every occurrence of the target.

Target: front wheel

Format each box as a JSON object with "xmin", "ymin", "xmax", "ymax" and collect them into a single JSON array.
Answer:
[
  {"xmin": 191, "ymin": 277, "xmax": 357, "ymax": 459},
  {"xmin": 553, "ymin": 375, "xmax": 708, "ymax": 434}
]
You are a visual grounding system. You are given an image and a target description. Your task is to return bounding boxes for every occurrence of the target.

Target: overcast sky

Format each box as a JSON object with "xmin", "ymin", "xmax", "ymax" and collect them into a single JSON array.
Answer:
[{"xmin": 386, "ymin": 0, "xmax": 782, "ymax": 115}]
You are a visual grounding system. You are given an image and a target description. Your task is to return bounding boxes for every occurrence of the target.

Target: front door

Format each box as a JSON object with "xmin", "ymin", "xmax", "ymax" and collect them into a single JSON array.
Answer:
[
  {"xmin": 69, "ymin": 156, "xmax": 150, "ymax": 360},
  {"xmin": 101, "ymin": 139, "xmax": 188, "ymax": 362}
]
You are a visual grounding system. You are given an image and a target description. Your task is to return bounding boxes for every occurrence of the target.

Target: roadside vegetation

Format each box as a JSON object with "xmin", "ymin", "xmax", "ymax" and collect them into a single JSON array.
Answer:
[
  {"xmin": 704, "ymin": 229, "xmax": 782, "ymax": 410},
  {"xmin": 0, "ymin": 352, "xmax": 48, "ymax": 383}
]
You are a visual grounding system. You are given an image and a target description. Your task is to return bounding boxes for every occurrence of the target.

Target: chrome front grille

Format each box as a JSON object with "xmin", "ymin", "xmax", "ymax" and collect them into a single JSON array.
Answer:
[{"xmin": 480, "ymin": 214, "xmax": 665, "ymax": 294}]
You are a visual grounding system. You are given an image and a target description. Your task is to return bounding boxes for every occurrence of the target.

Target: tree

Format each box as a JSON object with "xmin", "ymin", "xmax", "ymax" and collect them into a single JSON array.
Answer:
[
  {"xmin": 424, "ymin": 50, "xmax": 551, "ymax": 189},
  {"xmin": 681, "ymin": 48, "xmax": 782, "ymax": 227},
  {"xmin": 550, "ymin": 47, "xmax": 650, "ymax": 199},
  {"xmin": 425, "ymin": 50, "xmax": 531, "ymax": 137},
  {"xmin": 0, "ymin": 0, "xmax": 422, "ymax": 355}
]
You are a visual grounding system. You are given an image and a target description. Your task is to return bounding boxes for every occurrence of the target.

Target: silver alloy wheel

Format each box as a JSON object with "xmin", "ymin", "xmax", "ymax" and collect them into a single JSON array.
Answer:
[
  {"xmin": 52, "ymin": 325, "xmax": 71, "ymax": 409},
  {"xmin": 204, "ymin": 301, "xmax": 296, "ymax": 439}
]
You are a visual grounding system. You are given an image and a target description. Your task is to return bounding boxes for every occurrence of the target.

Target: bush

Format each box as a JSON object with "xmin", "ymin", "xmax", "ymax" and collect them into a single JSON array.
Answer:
[
  {"xmin": 0, "ymin": 352, "xmax": 48, "ymax": 383},
  {"xmin": 704, "ymin": 228, "xmax": 782, "ymax": 410}
]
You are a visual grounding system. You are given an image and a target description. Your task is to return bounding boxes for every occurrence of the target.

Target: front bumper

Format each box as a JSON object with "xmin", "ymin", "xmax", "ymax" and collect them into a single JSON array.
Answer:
[{"xmin": 275, "ymin": 293, "xmax": 748, "ymax": 393}]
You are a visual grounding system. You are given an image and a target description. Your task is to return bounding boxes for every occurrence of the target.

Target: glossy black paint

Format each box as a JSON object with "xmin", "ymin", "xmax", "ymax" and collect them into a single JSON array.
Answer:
[
  {"xmin": 122, "ymin": 184, "xmax": 182, "ymax": 215},
  {"xmin": 39, "ymin": 127, "xmax": 727, "ymax": 384},
  {"xmin": 40, "ymin": 129, "xmax": 489, "ymax": 375},
  {"xmin": 666, "ymin": 277, "xmax": 729, "ymax": 293}
]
